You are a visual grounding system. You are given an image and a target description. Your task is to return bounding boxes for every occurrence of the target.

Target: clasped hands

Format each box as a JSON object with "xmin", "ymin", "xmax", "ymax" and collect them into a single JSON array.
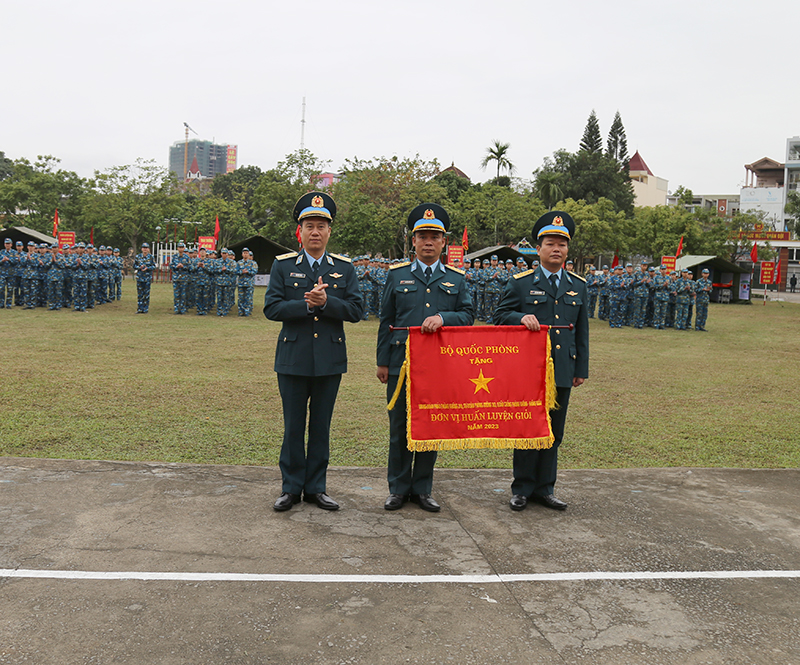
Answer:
[{"xmin": 304, "ymin": 276, "xmax": 328, "ymax": 308}]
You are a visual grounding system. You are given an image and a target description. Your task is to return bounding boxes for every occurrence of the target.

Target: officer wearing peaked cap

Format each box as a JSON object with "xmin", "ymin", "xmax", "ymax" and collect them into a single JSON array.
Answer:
[
  {"xmin": 264, "ymin": 191, "xmax": 363, "ymax": 512},
  {"xmin": 495, "ymin": 211, "xmax": 589, "ymax": 512},
  {"xmin": 377, "ymin": 203, "xmax": 474, "ymax": 513}
]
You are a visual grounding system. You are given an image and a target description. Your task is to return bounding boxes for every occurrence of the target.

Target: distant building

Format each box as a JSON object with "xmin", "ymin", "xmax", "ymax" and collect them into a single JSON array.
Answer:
[
  {"xmin": 169, "ymin": 140, "xmax": 237, "ymax": 181},
  {"xmin": 310, "ymin": 172, "xmax": 342, "ymax": 188},
  {"xmin": 740, "ymin": 156, "xmax": 785, "ymax": 231},
  {"xmin": 628, "ymin": 151, "xmax": 668, "ymax": 207},
  {"xmin": 441, "ymin": 162, "xmax": 471, "ymax": 182},
  {"xmin": 667, "ymin": 193, "xmax": 740, "ymax": 217}
]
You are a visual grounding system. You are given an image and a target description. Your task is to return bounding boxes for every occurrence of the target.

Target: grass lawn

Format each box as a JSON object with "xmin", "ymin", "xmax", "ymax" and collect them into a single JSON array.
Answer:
[{"xmin": 1, "ymin": 281, "xmax": 798, "ymax": 469}]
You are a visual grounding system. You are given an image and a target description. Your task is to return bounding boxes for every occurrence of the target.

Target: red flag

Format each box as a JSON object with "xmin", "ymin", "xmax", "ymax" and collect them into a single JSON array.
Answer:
[
  {"xmin": 295, "ymin": 224, "xmax": 302, "ymax": 247},
  {"xmin": 213, "ymin": 215, "xmax": 220, "ymax": 248},
  {"xmin": 391, "ymin": 326, "xmax": 557, "ymax": 451},
  {"xmin": 675, "ymin": 235, "xmax": 684, "ymax": 258},
  {"xmin": 52, "ymin": 209, "xmax": 59, "ymax": 237},
  {"xmin": 611, "ymin": 253, "xmax": 619, "ymax": 268},
  {"xmin": 462, "ymin": 227, "xmax": 468, "ymax": 251},
  {"xmin": 774, "ymin": 254, "xmax": 781, "ymax": 285},
  {"xmin": 90, "ymin": 226, "xmax": 94, "ymax": 245},
  {"xmin": 749, "ymin": 242, "xmax": 758, "ymax": 263}
]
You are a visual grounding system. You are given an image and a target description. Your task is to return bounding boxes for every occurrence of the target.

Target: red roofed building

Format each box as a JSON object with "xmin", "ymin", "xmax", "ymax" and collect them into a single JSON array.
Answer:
[{"xmin": 629, "ymin": 150, "xmax": 668, "ymax": 207}]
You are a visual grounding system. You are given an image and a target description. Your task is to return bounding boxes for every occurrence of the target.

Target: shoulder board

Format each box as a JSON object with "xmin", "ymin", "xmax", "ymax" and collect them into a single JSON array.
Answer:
[
  {"xmin": 390, "ymin": 261, "xmax": 411, "ymax": 270},
  {"xmin": 275, "ymin": 251, "xmax": 298, "ymax": 261},
  {"xmin": 568, "ymin": 271, "xmax": 586, "ymax": 283},
  {"xmin": 329, "ymin": 252, "xmax": 351, "ymax": 263},
  {"xmin": 445, "ymin": 265, "xmax": 465, "ymax": 275},
  {"xmin": 514, "ymin": 269, "xmax": 534, "ymax": 280}
]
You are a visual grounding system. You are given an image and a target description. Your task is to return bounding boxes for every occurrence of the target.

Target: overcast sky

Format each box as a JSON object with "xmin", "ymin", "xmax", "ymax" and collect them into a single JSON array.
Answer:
[{"xmin": 3, "ymin": 0, "xmax": 797, "ymax": 195}]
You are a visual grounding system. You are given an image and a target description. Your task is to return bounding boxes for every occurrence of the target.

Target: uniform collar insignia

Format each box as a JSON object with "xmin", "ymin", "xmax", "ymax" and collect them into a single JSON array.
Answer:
[
  {"xmin": 295, "ymin": 255, "xmax": 303, "ymax": 265},
  {"xmin": 326, "ymin": 254, "xmax": 334, "ymax": 265}
]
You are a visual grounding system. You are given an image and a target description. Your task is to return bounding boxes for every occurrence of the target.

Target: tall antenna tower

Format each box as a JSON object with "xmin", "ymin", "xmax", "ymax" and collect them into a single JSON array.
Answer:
[{"xmin": 300, "ymin": 97, "xmax": 306, "ymax": 151}]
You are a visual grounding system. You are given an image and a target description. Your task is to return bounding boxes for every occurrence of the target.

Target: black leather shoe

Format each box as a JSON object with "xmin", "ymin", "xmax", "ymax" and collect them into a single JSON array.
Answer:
[
  {"xmin": 273, "ymin": 492, "xmax": 300, "ymax": 512},
  {"xmin": 303, "ymin": 492, "xmax": 340, "ymax": 511},
  {"xmin": 384, "ymin": 494, "xmax": 408, "ymax": 511},
  {"xmin": 509, "ymin": 494, "xmax": 528, "ymax": 511},
  {"xmin": 532, "ymin": 494, "xmax": 568, "ymax": 510},
  {"xmin": 410, "ymin": 494, "xmax": 440, "ymax": 512}
]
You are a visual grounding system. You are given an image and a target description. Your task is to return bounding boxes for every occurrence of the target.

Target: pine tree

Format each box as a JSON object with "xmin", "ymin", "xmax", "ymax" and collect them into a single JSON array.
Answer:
[
  {"xmin": 606, "ymin": 111, "xmax": 629, "ymax": 166},
  {"xmin": 579, "ymin": 110, "xmax": 603, "ymax": 154}
]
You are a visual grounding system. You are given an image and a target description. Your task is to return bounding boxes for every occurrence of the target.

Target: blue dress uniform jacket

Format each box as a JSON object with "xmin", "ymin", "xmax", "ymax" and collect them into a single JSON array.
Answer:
[
  {"xmin": 494, "ymin": 267, "xmax": 589, "ymax": 387},
  {"xmin": 494, "ymin": 267, "xmax": 589, "ymax": 499},
  {"xmin": 264, "ymin": 250, "xmax": 363, "ymax": 497},
  {"xmin": 377, "ymin": 260, "xmax": 474, "ymax": 497},
  {"xmin": 265, "ymin": 251, "xmax": 363, "ymax": 376}
]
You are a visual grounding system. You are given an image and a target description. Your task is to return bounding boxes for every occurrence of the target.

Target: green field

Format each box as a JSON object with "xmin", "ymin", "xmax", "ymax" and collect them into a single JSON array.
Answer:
[{"xmin": 1, "ymin": 282, "xmax": 798, "ymax": 469}]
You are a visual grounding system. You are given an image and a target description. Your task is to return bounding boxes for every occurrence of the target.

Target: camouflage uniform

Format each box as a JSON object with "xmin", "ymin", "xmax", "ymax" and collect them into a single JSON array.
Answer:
[
  {"xmin": 195, "ymin": 251, "xmax": 213, "ymax": 315},
  {"xmin": 237, "ymin": 251, "xmax": 258, "ymax": 316},
  {"xmin": 607, "ymin": 267, "xmax": 625, "ymax": 328},
  {"xmin": 0, "ymin": 239, "xmax": 18, "ymax": 308},
  {"xmin": 622, "ymin": 264, "xmax": 635, "ymax": 326},
  {"xmin": 665, "ymin": 273, "xmax": 678, "ymax": 327},
  {"xmin": 673, "ymin": 273, "xmax": 692, "ymax": 330},
  {"xmin": 170, "ymin": 246, "xmax": 190, "ymax": 314},
  {"xmin": 185, "ymin": 250, "xmax": 197, "ymax": 309},
  {"xmin": 21, "ymin": 244, "xmax": 38, "ymax": 308},
  {"xmin": 134, "ymin": 247, "xmax": 155, "ymax": 313},
  {"xmin": 632, "ymin": 264, "xmax": 650, "ymax": 328},
  {"xmin": 35, "ymin": 245, "xmax": 50, "ymax": 307},
  {"xmin": 694, "ymin": 271, "xmax": 712, "ymax": 331},
  {"xmin": 71, "ymin": 245, "xmax": 90, "ymax": 311},
  {"xmin": 483, "ymin": 257, "xmax": 505, "ymax": 324},
  {"xmin": 597, "ymin": 266, "xmax": 610, "ymax": 320},
  {"xmin": 585, "ymin": 267, "xmax": 598, "ymax": 318},
  {"xmin": 111, "ymin": 249, "xmax": 123, "ymax": 301},
  {"xmin": 651, "ymin": 268, "xmax": 671, "ymax": 329},
  {"xmin": 46, "ymin": 247, "xmax": 65, "ymax": 310},
  {"xmin": 216, "ymin": 250, "xmax": 237, "ymax": 316}
]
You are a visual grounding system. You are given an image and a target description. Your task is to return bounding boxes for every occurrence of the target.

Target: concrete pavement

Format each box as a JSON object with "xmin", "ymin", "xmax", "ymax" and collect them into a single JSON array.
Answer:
[{"xmin": 1, "ymin": 457, "xmax": 799, "ymax": 664}]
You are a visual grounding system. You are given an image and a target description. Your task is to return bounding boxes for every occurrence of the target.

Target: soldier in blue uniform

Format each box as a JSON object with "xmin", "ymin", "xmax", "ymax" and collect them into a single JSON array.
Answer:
[
  {"xmin": 665, "ymin": 271, "xmax": 678, "ymax": 327},
  {"xmin": 607, "ymin": 265, "xmax": 625, "ymax": 328},
  {"xmin": 35, "ymin": 244, "xmax": 50, "ymax": 307},
  {"xmin": 694, "ymin": 268, "xmax": 712, "ymax": 331},
  {"xmin": 185, "ymin": 247, "xmax": 198, "ymax": 309},
  {"xmin": 597, "ymin": 265, "xmax": 610, "ymax": 320},
  {"xmin": 0, "ymin": 238, "xmax": 18, "ymax": 308},
  {"xmin": 134, "ymin": 243, "xmax": 156, "ymax": 313},
  {"xmin": 217, "ymin": 249, "xmax": 237, "ymax": 316},
  {"xmin": 495, "ymin": 211, "xmax": 588, "ymax": 512},
  {"xmin": 477, "ymin": 258, "xmax": 490, "ymax": 320},
  {"xmin": 684, "ymin": 268, "xmax": 696, "ymax": 329},
  {"xmin": 170, "ymin": 243, "xmax": 189, "ymax": 313},
  {"xmin": 585, "ymin": 264, "xmax": 598, "ymax": 318},
  {"xmin": 46, "ymin": 244, "xmax": 65, "ymax": 310},
  {"xmin": 20, "ymin": 242, "xmax": 37, "ymax": 308},
  {"xmin": 632, "ymin": 261, "xmax": 650, "ymax": 328},
  {"xmin": 377, "ymin": 203, "xmax": 474, "ymax": 513},
  {"xmin": 621, "ymin": 263, "xmax": 635, "ymax": 326},
  {"xmin": 237, "ymin": 247, "xmax": 258, "ymax": 316},
  {"xmin": 265, "ymin": 192, "xmax": 363, "ymax": 512},
  {"xmin": 483, "ymin": 255, "xmax": 505, "ymax": 324},
  {"xmin": 71, "ymin": 242, "xmax": 89, "ymax": 311},
  {"xmin": 195, "ymin": 248, "xmax": 212, "ymax": 315},
  {"xmin": 651, "ymin": 265, "xmax": 670, "ymax": 329},
  {"xmin": 12, "ymin": 241, "xmax": 24, "ymax": 306},
  {"xmin": 673, "ymin": 269, "xmax": 692, "ymax": 330}
]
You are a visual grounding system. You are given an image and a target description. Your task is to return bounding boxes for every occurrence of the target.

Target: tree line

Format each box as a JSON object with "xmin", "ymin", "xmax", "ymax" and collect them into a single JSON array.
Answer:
[{"xmin": 0, "ymin": 110, "xmax": 785, "ymax": 265}]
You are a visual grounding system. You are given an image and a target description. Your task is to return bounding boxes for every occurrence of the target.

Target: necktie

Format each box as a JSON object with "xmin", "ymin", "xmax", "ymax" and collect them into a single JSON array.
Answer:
[
  {"xmin": 549, "ymin": 273, "xmax": 558, "ymax": 290},
  {"xmin": 311, "ymin": 261, "xmax": 319, "ymax": 277},
  {"xmin": 424, "ymin": 266, "xmax": 432, "ymax": 282}
]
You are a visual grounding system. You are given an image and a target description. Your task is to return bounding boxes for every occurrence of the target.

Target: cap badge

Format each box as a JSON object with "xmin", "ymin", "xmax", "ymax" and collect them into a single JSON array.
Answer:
[
  {"xmin": 312, "ymin": 195, "xmax": 324, "ymax": 208},
  {"xmin": 423, "ymin": 209, "xmax": 435, "ymax": 220},
  {"xmin": 553, "ymin": 216, "xmax": 564, "ymax": 226}
]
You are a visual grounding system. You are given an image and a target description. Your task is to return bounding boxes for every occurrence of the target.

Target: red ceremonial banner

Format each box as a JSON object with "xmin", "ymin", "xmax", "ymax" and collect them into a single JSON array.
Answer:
[
  {"xmin": 198, "ymin": 236, "xmax": 216, "ymax": 251},
  {"xmin": 759, "ymin": 261, "xmax": 775, "ymax": 284},
  {"xmin": 57, "ymin": 231, "xmax": 75, "ymax": 249},
  {"xmin": 661, "ymin": 256, "xmax": 676, "ymax": 271},
  {"xmin": 447, "ymin": 245, "xmax": 464, "ymax": 267},
  {"xmin": 390, "ymin": 326, "xmax": 557, "ymax": 452}
]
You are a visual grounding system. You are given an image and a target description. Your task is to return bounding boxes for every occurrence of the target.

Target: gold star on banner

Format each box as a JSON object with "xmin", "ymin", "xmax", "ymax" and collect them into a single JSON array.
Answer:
[{"xmin": 470, "ymin": 369, "xmax": 495, "ymax": 394}]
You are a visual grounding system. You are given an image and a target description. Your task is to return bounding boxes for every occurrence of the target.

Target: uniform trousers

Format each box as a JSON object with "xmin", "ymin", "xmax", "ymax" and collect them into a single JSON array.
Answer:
[
  {"xmin": 512, "ymin": 386, "xmax": 571, "ymax": 498},
  {"xmin": 386, "ymin": 375, "xmax": 437, "ymax": 496},
  {"xmin": 277, "ymin": 373, "xmax": 341, "ymax": 496}
]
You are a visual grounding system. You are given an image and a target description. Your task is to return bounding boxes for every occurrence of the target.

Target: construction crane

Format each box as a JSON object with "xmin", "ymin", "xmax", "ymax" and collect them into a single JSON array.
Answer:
[{"xmin": 183, "ymin": 122, "xmax": 198, "ymax": 182}]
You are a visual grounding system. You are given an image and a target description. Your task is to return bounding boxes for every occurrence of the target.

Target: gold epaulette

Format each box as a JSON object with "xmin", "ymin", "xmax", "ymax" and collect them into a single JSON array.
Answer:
[
  {"xmin": 275, "ymin": 251, "xmax": 298, "ymax": 260},
  {"xmin": 390, "ymin": 261, "xmax": 411, "ymax": 270},
  {"xmin": 568, "ymin": 270, "xmax": 586, "ymax": 282},
  {"xmin": 446, "ymin": 264, "xmax": 465, "ymax": 275},
  {"xmin": 514, "ymin": 269, "xmax": 534, "ymax": 279},
  {"xmin": 329, "ymin": 252, "xmax": 351, "ymax": 263}
]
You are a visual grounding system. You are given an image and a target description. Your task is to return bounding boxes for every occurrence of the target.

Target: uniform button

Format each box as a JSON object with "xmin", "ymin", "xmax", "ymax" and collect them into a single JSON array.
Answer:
[
  {"xmin": 283, "ymin": 337, "xmax": 287, "ymax": 342},
  {"xmin": 314, "ymin": 316, "xmax": 319, "ymax": 321},
  {"xmin": 294, "ymin": 282, "xmax": 298, "ymax": 287},
  {"xmin": 534, "ymin": 300, "xmax": 538, "ymax": 304},
  {"xmin": 404, "ymin": 288, "xmax": 408, "ymax": 293},
  {"xmin": 338, "ymin": 337, "xmax": 342, "ymax": 342},
  {"xmin": 314, "ymin": 333, "xmax": 318, "ymax": 338},
  {"xmin": 426, "ymin": 288, "xmax": 431, "ymax": 293},
  {"xmin": 556, "ymin": 330, "xmax": 560, "ymax": 334},
  {"xmin": 334, "ymin": 284, "xmax": 338, "ymax": 288},
  {"xmin": 555, "ymin": 300, "xmax": 558, "ymax": 304},
  {"xmin": 555, "ymin": 314, "xmax": 560, "ymax": 319},
  {"xmin": 556, "ymin": 344, "xmax": 561, "ymax": 349},
  {"xmin": 425, "ymin": 303, "xmax": 430, "ymax": 307}
]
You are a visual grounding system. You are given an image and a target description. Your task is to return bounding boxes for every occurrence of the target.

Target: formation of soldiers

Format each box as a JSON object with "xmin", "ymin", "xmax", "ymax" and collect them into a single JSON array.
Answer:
[
  {"xmin": 0, "ymin": 239, "xmax": 123, "ymax": 311},
  {"xmin": 165, "ymin": 243, "xmax": 260, "ymax": 317},
  {"xmin": 465, "ymin": 255, "xmax": 535, "ymax": 323},
  {"xmin": 353, "ymin": 256, "xmax": 388, "ymax": 320},
  {"xmin": 585, "ymin": 261, "xmax": 713, "ymax": 331}
]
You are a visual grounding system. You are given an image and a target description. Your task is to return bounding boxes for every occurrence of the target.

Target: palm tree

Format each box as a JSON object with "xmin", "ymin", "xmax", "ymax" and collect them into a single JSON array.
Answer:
[
  {"xmin": 535, "ymin": 172, "xmax": 564, "ymax": 210},
  {"xmin": 480, "ymin": 140, "xmax": 515, "ymax": 180}
]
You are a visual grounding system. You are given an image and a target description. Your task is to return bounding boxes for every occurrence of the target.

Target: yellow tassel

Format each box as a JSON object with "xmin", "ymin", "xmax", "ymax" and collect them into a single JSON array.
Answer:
[
  {"xmin": 386, "ymin": 360, "xmax": 407, "ymax": 411},
  {"xmin": 545, "ymin": 333, "xmax": 558, "ymax": 413}
]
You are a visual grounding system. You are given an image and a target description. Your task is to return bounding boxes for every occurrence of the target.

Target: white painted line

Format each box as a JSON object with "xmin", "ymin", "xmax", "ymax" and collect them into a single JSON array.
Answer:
[{"xmin": 1, "ymin": 569, "xmax": 799, "ymax": 583}]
